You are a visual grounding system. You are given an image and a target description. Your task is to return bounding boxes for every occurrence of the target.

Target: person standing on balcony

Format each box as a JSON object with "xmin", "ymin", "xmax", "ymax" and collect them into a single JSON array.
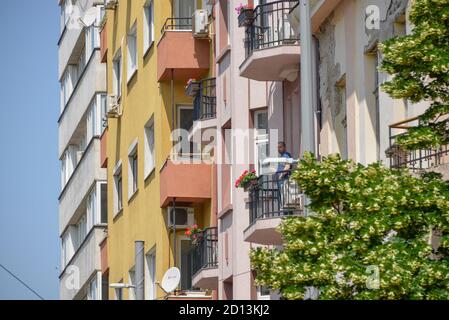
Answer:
[
  {"xmin": 276, "ymin": 142, "xmax": 292, "ymax": 213},
  {"xmin": 276, "ymin": 142, "xmax": 292, "ymax": 178}
]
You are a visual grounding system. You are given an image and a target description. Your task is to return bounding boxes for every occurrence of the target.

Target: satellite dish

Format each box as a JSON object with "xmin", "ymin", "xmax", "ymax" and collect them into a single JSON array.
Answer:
[
  {"xmin": 161, "ymin": 267, "xmax": 181, "ymax": 294},
  {"xmin": 79, "ymin": 7, "xmax": 98, "ymax": 27}
]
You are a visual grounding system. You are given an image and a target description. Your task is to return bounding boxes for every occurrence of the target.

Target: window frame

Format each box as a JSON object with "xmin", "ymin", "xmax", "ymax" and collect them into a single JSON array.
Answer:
[
  {"xmin": 113, "ymin": 161, "xmax": 123, "ymax": 216},
  {"xmin": 127, "ymin": 22, "xmax": 138, "ymax": 82},
  {"xmin": 144, "ymin": 116, "xmax": 156, "ymax": 179},
  {"xmin": 127, "ymin": 139, "xmax": 139, "ymax": 200},
  {"xmin": 112, "ymin": 49, "xmax": 123, "ymax": 98},
  {"xmin": 143, "ymin": 0, "xmax": 155, "ymax": 56}
]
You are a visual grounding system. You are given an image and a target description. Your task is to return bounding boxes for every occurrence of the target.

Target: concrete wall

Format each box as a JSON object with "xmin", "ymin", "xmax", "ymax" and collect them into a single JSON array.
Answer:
[
  {"xmin": 60, "ymin": 227, "xmax": 105, "ymax": 300},
  {"xmin": 59, "ymin": 50, "xmax": 106, "ymax": 157},
  {"xmin": 59, "ymin": 138, "xmax": 106, "ymax": 235}
]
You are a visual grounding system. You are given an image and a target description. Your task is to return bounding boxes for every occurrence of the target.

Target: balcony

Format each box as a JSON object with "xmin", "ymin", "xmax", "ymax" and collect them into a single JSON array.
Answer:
[
  {"xmin": 388, "ymin": 117, "xmax": 449, "ymax": 171},
  {"xmin": 160, "ymin": 154, "xmax": 212, "ymax": 208},
  {"xmin": 191, "ymin": 228, "xmax": 218, "ymax": 290},
  {"xmin": 240, "ymin": 1, "xmax": 300, "ymax": 81},
  {"xmin": 59, "ymin": 139, "xmax": 106, "ymax": 234},
  {"xmin": 60, "ymin": 227, "xmax": 105, "ymax": 300},
  {"xmin": 157, "ymin": 18, "xmax": 210, "ymax": 82},
  {"xmin": 100, "ymin": 19, "xmax": 108, "ymax": 63},
  {"xmin": 243, "ymin": 171, "xmax": 304, "ymax": 245},
  {"xmin": 59, "ymin": 50, "xmax": 106, "ymax": 157}
]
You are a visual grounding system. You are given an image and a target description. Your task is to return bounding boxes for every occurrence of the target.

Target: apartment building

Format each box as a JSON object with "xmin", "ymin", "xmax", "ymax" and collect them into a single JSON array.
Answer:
[
  {"xmin": 58, "ymin": 0, "xmax": 108, "ymax": 300},
  {"xmin": 81, "ymin": 0, "xmax": 436, "ymax": 301},
  {"xmin": 102, "ymin": 0, "xmax": 217, "ymax": 300},
  {"xmin": 212, "ymin": 0, "xmax": 422, "ymax": 300}
]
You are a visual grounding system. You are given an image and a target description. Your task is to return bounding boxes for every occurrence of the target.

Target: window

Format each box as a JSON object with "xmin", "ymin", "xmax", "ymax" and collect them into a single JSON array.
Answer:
[
  {"xmin": 174, "ymin": 0, "xmax": 196, "ymax": 29},
  {"xmin": 113, "ymin": 162, "xmax": 123, "ymax": 215},
  {"xmin": 145, "ymin": 249, "xmax": 156, "ymax": 300},
  {"xmin": 128, "ymin": 140, "xmax": 138, "ymax": 199},
  {"xmin": 254, "ymin": 111, "xmax": 270, "ymax": 175},
  {"xmin": 177, "ymin": 106, "xmax": 195, "ymax": 156},
  {"xmin": 143, "ymin": 1, "xmax": 154, "ymax": 54},
  {"xmin": 257, "ymin": 286, "xmax": 271, "ymax": 300},
  {"xmin": 113, "ymin": 50, "xmax": 122, "ymax": 98},
  {"xmin": 144, "ymin": 117, "xmax": 155, "ymax": 178},
  {"xmin": 87, "ymin": 274, "xmax": 99, "ymax": 300},
  {"xmin": 61, "ymin": 231, "xmax": 74, "ymax": 269},
  {"xmin": 179, "ymin": 238, "xmax": 192, "ymax": 290},
  {"xmin": 86, "ymin": 182, "xmax": 107, "ymax": 231},
  {"xmin": 128, "ymin": 268, "xmax": 136, "ymax": 300},
  {"xmin": 85, "ymin": 24, "xmax": 99, "ymax": 60},
  {"xmin": 127, "ymin": 23, "xmax": 138, "ymax": 81},
  {"xmin": 75, "ymin": 215, "xmax": 87, "ymax": 250}
]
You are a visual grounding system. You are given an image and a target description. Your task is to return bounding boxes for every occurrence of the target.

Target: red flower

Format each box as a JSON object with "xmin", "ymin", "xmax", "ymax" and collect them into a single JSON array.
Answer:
[{"xmin": 185, "ymin": 229, "xmax": 191, "ymax": 236}]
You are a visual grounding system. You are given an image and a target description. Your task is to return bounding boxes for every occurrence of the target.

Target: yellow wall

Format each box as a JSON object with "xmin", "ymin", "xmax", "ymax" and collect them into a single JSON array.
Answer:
[{"xmin": 105, "ymin": 0, "xmax": 213, "ymax": 300}]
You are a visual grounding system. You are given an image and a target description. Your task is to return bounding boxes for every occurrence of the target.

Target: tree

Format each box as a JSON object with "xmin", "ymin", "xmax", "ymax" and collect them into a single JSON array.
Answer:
[
  {"xmin": 379, "ymin": 0, "xmax": 449, "ymax": 150},
  {"xmin": 251, "ymin": 153, "xmax": 449, "ymax": 299}
]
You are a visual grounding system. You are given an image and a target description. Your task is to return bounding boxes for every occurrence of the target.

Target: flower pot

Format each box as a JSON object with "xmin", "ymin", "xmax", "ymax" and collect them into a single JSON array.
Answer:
[
  {"xmin": 185, "ymin": 81, "xmax": 200, "ymax": 97},
  {"xmin": 238, "ymin": 9, "xmax": 254, "ymax": 27},
  {"xmin": 243, "ymin": 178, "xmax": 259, "ymax": 192}
]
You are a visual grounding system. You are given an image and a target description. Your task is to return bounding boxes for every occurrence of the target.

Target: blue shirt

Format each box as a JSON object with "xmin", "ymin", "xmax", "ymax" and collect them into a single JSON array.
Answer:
[{"xmin": 277, "ymin": 151, "xmax": 292, "ymax": 174}]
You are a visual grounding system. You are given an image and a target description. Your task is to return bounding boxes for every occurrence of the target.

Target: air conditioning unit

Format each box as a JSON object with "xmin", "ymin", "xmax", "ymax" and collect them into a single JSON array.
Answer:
[
  {"xmin": 167, "ymin": 207, "xmax": 195, "ymax": 229},
  {"xmin": 106, "ymin": 95, "xmax": 121, "ymax": 118},
  {"xmin": 192, "ymin": 9, "xmax": 208, "ymax": 38},
  {"xmin": 105, "ymin": 0, "xmax": 118, "ymax": 10}
]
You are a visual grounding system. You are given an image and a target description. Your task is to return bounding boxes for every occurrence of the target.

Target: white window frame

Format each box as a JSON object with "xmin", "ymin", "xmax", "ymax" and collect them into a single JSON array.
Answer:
[
  {"xmin": 113, "ymin": 161, "xmax": 123, "ymax": 216},
  {"xmin": 128, "ymin": 139, "xmax": 139, "ymax": 199},
  {"xmin": 144, "ymin": 116, "xmax": 155, "ymax": 179},
  {"xmin": 113, "ymin": 49, "xmax": 123, "ymax": 98},
  {"xmin": 254, "ymin": 110, "xmax": 269, "ymax": 175},
  {"xmin": 145, "ymin": 247, "xmax": 157, "ymax": 300},
  {"xmin": 127, "ymin": 22, "xmax": 138, "ymax": 82},
  {"xmin": 87, "ymin": 272, "xmax": 101, "ymax": 300},
  {"xmin": 143, "ymin": 1, "xmax": 154, "ymax": 55}
]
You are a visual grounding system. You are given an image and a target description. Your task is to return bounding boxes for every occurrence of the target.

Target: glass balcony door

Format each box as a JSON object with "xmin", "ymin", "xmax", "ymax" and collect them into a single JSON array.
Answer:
[{"xmin": 174, "ymin": 0, "xmax": 196, "ymax": 29}]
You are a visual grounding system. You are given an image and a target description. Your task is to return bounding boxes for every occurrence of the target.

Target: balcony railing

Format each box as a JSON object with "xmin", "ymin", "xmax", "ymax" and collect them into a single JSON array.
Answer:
[
  {"xmin": 388, "ymin": 117, "xmax": 449, "ymax": 170},
  {"xmin": 190, "ymin": 227, "xmax": 218, "ymax": 277},
  {"xmin": 244, "ymin": 0, "xmax": 299, "ymax": 59},
  {"xmin": 194, "ymin": 78, "xmax": 216, "ymax": 121},
  {"xmin": 249, "ymin": 171, "xmax": 304, "ymax": 225},
  {"xmin": 161, "ymin": 17, "xmax": 192, "ymax": 34}
]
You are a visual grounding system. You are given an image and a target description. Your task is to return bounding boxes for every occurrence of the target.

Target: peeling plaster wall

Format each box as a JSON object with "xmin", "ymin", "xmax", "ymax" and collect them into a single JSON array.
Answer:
[{"xmin": 316, "ymin": 0, "xmax": 423, "ymax": 166}]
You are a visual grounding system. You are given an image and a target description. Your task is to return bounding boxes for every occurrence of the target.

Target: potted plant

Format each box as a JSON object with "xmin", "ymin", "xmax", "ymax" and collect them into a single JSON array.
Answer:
[
  {"xmin": 236, "ymin": 3, "xmax": 254, "ymax": 27},
  {"xmin": 185, "ymin": 78, "xmax": 200, "ymax": 97},
  {"xmin": 235, "ymin": 169, "xmax": 258, "ymax": 191},
  {"xmin": 185, "ymin": 225, "xmax": 203, "ymax": 243}
]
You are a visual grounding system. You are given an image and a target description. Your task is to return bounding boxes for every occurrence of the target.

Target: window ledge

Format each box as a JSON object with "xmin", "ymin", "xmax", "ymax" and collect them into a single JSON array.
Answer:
[
  {"xmin": 144, "ymin": 167, "xmax": 156, "ymax": 182},
  {"xmin": 127, "ymin": 68, "xmax": 138, "ymax": 85},
  {"xmin": 128, "ymin": 189, "xmax": 139, "ymax": 203}
]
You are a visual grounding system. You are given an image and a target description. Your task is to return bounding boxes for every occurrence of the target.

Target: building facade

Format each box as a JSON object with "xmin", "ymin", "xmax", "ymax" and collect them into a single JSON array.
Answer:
[
  {"xmin": 60, "ymin": 0, "xmax": 445, "ymax": 300},
  {"xmin": 58, "ymin": 0, "xmax": 108, "ymax": 300},
  {"xmin": 102, "ymin": 0, "xmax": 217, "ymax": 300}
]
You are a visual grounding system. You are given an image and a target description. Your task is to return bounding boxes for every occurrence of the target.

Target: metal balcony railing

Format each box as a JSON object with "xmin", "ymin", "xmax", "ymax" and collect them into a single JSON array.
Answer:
[
  {"xmin": 244, "ymin": 0, "xmax": 299, "ymax": 59},
  {"xmin": 388, "ymin": 117, "xmax": 449, "ymax": 170},
  {"xmin": 190, "ymin": 227, "xmax": 218, "ymax": 277},
  {"xmin": 249, "ymin": 171, "xmax": 304, "ymax": 225},
  {"xmin": 194, "ymin": 78, "xmax": 216, "ymax": 121},
  {"xmin": 161, "ymin": 17, "xmax": 192, "ymax": 34}
]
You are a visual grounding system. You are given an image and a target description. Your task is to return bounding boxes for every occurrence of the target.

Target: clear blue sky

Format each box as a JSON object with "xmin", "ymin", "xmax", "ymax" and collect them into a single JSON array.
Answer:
[{"xmin": 0, "ymin": 1, "xmax": 60, "ymax": 300}]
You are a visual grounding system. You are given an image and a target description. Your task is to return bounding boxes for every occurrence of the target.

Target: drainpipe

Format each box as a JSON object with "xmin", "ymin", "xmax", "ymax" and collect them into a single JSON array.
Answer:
[
  {"xmin": 171, "ymin": 68, "xmax": 175, "ymax": 148},
  {"xmin": 172, "ymin": 198, "xmax": 177, "ymax": 270},
  {"xmin": 299, "ymin": 0, "xmax": 314, "ymax": 217},
  {"xmin": 135, "ymin": 241, "xmax": 145, "ymax": 300}
]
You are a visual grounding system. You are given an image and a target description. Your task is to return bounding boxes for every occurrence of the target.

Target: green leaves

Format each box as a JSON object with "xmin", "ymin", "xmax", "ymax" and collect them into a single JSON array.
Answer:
[
  {"xmin": 380, "ymin": 0, "xmax": 449, "ymax": 150},
  {"xmin": 250, "ymin": 153, "xmax": 449, "ymax": 300}
]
